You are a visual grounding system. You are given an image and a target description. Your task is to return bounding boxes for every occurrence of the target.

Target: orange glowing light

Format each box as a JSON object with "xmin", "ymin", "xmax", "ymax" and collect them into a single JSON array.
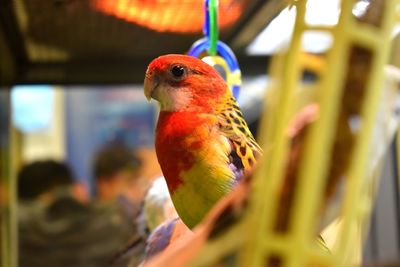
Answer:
[{"xmin": 92, "ymin": 0, "xmax": 244, "ymax": 33}]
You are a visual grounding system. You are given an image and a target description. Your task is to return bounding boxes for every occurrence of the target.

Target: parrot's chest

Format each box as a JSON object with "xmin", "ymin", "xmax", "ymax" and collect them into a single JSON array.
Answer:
[
  {"xmin": 155, "ymin": 112, "xmax": 234, "ymax": 227},
  {"xmin": 155, "ymin": 112, "xmax": 218, "ymax": 190}
]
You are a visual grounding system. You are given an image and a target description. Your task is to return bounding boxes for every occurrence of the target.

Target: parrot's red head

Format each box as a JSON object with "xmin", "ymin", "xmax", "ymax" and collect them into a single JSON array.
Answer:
[{"xmin": 144, "ymin": 54, "xmax": 229, "ymax": 113}]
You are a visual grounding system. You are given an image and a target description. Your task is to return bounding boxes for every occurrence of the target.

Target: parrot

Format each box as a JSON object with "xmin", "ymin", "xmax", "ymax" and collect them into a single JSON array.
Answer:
[
  {"xmin": 142, "ymin": 104, "xmax": 329, "ymax": 267},
  {"xmin": 144, "ymin": 54, "xmax": 262, "ymax": 229}
]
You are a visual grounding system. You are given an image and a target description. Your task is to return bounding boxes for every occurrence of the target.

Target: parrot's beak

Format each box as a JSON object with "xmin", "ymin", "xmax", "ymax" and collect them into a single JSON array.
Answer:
[{"xmin": 144, "ymin": 73, "xmax": 159, "ymax": 102}]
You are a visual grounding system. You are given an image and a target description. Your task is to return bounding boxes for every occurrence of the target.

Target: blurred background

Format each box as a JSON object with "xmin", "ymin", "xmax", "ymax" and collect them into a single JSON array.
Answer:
[{"xmin": 0, "ymin": 0, "xmax": 400, "ymax": 266}]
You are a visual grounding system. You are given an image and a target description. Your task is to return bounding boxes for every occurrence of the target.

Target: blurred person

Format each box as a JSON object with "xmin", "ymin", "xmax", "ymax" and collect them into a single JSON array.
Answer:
[
  {"xmin": 104, "ymin": 147, "xmax": 181, "ymax": 267},
  {"xmin": 92, "ymin": 143, "xmax": 152, "ymax": 266},
  {"xmin": 134, "ymin": 147, "xmax": 163, "ymax": 184},
  {"xmin": 92, "ymin": 143, "xmax": 145, "ymax": 221},
  {"xmin": 17, "ymin": 160, "xmax": 88, "ymax": 224},
  {"xmin": 18, "ymin": 159, "xmax": 87, "ymax": 202},
  {"xmin": 94, "ymin": 145, "xmax": 181, "ymax": 266},
  {"xmin": 17, "ymin": 160, "xmax": 134, "ymax": 267}
]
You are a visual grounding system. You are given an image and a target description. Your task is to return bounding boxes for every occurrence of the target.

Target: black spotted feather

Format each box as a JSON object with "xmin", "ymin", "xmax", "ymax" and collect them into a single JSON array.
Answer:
[{"xmin": 217, "ymin": 97, "xmax": 262, "ymax": 178}]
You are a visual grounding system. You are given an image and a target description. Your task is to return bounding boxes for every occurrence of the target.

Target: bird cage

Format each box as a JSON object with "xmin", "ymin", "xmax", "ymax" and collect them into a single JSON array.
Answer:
[{"xmin": 183, "ymin": 0, "xmax": 399, "ymax": 266}]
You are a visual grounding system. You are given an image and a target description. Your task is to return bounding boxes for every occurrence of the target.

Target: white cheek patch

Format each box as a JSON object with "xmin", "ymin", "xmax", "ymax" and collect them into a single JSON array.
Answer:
[{"xmin": 158, "ymin": 86, "xmax": 193, "ymax": 111}]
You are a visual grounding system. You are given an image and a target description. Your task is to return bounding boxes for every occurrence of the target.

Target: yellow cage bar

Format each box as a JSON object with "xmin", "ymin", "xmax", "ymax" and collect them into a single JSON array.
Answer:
[{"xmin": 187, "ymin": 0, "xmax": 398, "ymax": 266}]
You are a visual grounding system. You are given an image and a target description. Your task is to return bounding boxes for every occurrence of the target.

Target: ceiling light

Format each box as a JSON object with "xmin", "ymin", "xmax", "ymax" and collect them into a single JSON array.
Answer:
[{"xmin": 92, "ymin": 0, "xmax": 244, "ymax": 33}]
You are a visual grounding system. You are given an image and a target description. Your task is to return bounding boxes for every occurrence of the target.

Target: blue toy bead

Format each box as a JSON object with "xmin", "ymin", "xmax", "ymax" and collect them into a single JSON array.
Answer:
[
  {"xmin": 232, "ymin": 85, "xmax": 240, "ymax": 100},
  {"xmin": 188, "ymin": 39, "xmax": 240, "ymax": 73},
  {"xmin": 188, "ymin": 38, "xmax": 209, "ymax": 58},
  {"xmin": 216, "ymin": 41, "xmax": 240, "ymax": 72}
]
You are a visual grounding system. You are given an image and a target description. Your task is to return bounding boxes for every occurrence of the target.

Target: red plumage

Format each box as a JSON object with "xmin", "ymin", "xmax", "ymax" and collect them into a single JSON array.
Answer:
[{"xmin": 155, "ymin": 111, "xmax": 210, "ymax": 193}]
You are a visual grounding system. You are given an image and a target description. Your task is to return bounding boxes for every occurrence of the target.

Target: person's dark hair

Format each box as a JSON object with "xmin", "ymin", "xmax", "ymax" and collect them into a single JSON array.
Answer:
[
  {"xmin": 93, "ymin": 143, "xmax": 142, "ymax": 181},
  {"xmin": 18, "ymin": 160, "xmax": 74, "ymax": 201}
]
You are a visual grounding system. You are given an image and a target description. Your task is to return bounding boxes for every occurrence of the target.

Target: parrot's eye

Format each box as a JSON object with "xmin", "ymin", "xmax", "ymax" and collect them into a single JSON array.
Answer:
[{"xmin": 171, "ymin": 65, "xmax": 186, "ymax": 79}]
